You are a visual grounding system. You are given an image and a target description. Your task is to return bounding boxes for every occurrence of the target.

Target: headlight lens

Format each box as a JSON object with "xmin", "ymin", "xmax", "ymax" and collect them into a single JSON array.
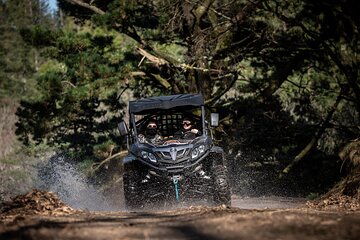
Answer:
[
  {"xmin": 148, "ymin": 153, "xmax": 157, "ymax": 162},
  {"xmin": 198, "ymin": 145, "xmax": 205, "ymax": 153},
  {"xmin": 141, "ymin": 151, "xmax": 148, "ymax": 158},
  {"xmin": 191, "ymin": 148, "xmax": 199, "ymax": 159},
  {"xmin": 141, "ymin": 151, "xmax": 157, "ymax": 163},
  {"xmin": 191, "ymin": 145, "xmax": 205, "ymax": 159}
]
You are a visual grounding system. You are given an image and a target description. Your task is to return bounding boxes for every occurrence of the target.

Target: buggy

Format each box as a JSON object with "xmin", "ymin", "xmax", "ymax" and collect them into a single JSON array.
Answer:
[{"xmin": 118, "ymin": 94, "xmax": 231, "ymax": 209}]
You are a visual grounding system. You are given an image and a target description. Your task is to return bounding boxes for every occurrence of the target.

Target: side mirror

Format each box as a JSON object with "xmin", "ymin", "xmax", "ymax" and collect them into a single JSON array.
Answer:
[
  {"xmin": 117, "ymin": 121, "xmax": 129, "ymax": 136},
  {"xmin": 210, "ymin": 113, "xmax": 219, "ymax": 127}
]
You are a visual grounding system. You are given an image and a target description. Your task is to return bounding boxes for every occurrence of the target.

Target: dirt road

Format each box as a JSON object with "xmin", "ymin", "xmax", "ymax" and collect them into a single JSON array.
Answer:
[{"xmin": 1, "ymin": 196, "xmax": 360, "ymax": 240}]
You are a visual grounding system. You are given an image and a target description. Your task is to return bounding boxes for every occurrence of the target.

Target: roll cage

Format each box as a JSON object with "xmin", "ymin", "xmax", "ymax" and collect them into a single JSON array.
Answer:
[
  {"xmin": 118, "ymin": 94, "xmax": 220, "ymax": 146},
  {"xmin": 128, "ymin": 94, "xmax": 206, "ymax": 140}
]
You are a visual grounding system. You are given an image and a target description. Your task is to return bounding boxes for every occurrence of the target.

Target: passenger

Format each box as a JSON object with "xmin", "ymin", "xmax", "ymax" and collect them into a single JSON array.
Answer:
[
  {"xmin": 175, "ymin": 117, "xmax": 202, "ymax": 140},
  {"xmin": 138, "ymin": 119, "xmax": 163, "ymax": 144}
]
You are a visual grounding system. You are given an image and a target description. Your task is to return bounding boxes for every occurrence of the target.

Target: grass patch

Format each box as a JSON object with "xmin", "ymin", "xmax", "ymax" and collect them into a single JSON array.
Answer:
[
  {"xmin": 77, "ymin": 158, "xmax": 95, "ymax": 175},
  {"xmin": 0, "ymin": 151, "xmax": 25, "ymax": 165},
  {"xmin": 7, "ymin": 168, "xmax": 28, "ymax": 180}
]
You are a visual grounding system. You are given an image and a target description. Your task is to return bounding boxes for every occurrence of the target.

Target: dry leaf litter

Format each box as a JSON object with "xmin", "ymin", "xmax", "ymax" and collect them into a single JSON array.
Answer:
[{"xmin": 0, "ymin": 189, "xmax": 80, "ymax": 219}]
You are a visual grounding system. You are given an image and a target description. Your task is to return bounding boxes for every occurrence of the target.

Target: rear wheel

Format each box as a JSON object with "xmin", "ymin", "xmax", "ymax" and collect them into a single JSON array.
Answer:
[{"xmin": 212, "ymin": 165, "xmax": 231, "ymax": 206}]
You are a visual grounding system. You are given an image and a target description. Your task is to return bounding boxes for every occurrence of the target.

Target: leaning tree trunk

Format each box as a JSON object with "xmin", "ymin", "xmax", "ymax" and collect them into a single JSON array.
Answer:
[{"xmin": 281, "ymin": 90, "xmax": 343, "ymax": 176}]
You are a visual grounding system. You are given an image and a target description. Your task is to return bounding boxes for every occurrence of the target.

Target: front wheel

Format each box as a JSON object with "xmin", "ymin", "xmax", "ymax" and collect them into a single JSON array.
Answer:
[
  {"xmin": 123, "ymin": 169, "xmax": 143, "ymax": 210},
  {"xmin": 212, "ymin": 165, "xmax": 231, "ymax": 206}
]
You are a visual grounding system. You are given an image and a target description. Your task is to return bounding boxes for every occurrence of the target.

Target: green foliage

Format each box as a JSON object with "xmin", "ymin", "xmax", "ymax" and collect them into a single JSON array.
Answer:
[
  {"xmin": 16, "ymin": 19, "xmax": 132, "ymax": 154},
  {"xmin": 13, "ymin": 0, "xmax": 360, "ymax": 173},
  {"xmin": 0, "ymin": 0, "xmax": 55, "ymax": 100},
  {"xmin": 93, "ymin": 139, "xmax": 116, "ymax": 159},
  {"xmin": 76, "ymin": 158, "xmax": 95, "ymax": 175}
]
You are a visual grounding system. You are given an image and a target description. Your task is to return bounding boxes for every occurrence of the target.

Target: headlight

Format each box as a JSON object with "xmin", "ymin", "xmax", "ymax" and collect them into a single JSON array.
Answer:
[
  {"xmin": 191, "ymin": 148, "xmax": 199, "ymax": 159},
  {"xmin": 191, "ymin": 145, "xmax": 205, "ymax": 159},
  {"xmin": 198, "ymin": 145, "xmax": 205, "ymax": 153},
  {"xmin": 141, "ymin": 151, "xmax": 157, "ymax": 163},
  {"xmin": 141, "ymin": 151, "xmax": 148, "ymax": 159},
  {"xmin": 148, "ymin": 153, "xmax": 157, "ymax": 162}
]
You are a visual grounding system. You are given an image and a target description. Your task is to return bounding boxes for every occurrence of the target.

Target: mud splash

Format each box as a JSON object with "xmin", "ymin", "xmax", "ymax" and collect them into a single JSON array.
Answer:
[{"xmin": 37, "ymin": 153, "xmax": 120, "ymax": 211}]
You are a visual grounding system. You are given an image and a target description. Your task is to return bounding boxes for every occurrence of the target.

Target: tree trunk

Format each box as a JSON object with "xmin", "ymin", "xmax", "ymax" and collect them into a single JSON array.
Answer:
[{"xmin": 281, "ymin": 90, "xmax": 343, "ymax": 176}]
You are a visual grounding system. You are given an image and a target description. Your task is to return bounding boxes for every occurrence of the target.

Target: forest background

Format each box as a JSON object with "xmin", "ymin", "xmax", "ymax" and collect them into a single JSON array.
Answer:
[{"xmin": 0, "ymin": 0, "xmax": 359, "ymax": 202}]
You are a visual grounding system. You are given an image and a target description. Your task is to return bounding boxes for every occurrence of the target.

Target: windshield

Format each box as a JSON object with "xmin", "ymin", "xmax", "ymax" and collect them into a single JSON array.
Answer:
[{"xmin": 133, "ymin": 107, "xmax": 203, "ymax": 145}]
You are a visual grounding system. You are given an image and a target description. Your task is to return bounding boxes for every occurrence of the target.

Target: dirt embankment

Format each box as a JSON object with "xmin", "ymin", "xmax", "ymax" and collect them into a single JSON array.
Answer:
[{"xmin": 0, "ymin": 189, "xmax": 359, "ymax": 240}]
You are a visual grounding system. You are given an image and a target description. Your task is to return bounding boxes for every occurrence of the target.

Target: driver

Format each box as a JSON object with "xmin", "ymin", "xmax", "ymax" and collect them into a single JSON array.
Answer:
[
  {"xmin": 138, "ymin": 119, "xmax": 163, "ymax": 144},
  {"xmin": 175, "ymin": 117, "xmax": 202, "ymax": 140}
]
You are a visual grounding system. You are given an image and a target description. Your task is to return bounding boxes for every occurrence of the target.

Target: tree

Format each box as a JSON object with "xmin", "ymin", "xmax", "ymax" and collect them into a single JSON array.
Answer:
[
  {"xmin": 0, "ymin": 0, "xmax": 57, "ymax": 158},
  {"xmin": 0, "ymin": 0, "xmax": 54, "ymax": 99},
  {"xmin": 58, "ymin": 0, "xmax": 267, "ymax": 101},
  {"xmin": 260, "ymin": 0, "xmax": 360, "ymax": 172},
  {"xmin": 16, "ymin": 0, "xmax": 360, "ymax": 177},
  {"xmin": 16, "ymin": 20, "xmax": 130, "ymax": 154}
]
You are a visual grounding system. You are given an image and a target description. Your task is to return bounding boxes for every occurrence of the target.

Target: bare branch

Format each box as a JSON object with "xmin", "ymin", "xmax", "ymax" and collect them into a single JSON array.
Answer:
[
  {"xmin": 193, "ymin": 0, "xmax": 215, "ymax": 22},
  {"xmin": 65, "ymin": 0, "xmax": 105, "ymax": 15},
  {"xmin": 150, "ymin": 74, "xmax": 172, "ymax": 90},
  {"xmin": 91, "ymin": 150, "xmax": 127, "ymax": 175},
  {"xmin": 179, "ymin": 63, "xmax": 223, "ymax": 73},
  {"xmin": 61, "ymin": 81, "xmax": 76, "ymax": 88},
  {"xmin": 130, "ymin": 71, "xmax": 146, "ymax": 77},
  {"xmin": 205, "ymin": 74, "xmax": 237, "ymax": 105},
  {"xmin": 137, "ymin": 48, "xmax": 168, "ymax": 66}
]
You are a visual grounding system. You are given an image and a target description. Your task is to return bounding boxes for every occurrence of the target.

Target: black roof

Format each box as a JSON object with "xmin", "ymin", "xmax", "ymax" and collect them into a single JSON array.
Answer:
[{"xmin": 129, "ymin": 94, "xmax": 204, "ymax": 114}]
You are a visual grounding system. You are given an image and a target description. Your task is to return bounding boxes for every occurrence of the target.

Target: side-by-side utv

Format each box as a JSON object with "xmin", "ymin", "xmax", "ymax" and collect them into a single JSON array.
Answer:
[{"xmin": 118, "ymin": 94, "xmax": 231, "ymax": 209}]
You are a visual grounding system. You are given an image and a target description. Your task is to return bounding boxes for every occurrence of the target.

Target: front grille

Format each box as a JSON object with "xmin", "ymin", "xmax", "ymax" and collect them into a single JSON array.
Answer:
[
  {"xmin": 159, "ymin": 152, "xmax": 171, "ymax": 159},
  {"xmin": 154, "ymin": 145, "xmax": 192, "ymax": 164},
  {"xmin": 158, "ymin": 148, "xmax": 188, "ymax": 160}
]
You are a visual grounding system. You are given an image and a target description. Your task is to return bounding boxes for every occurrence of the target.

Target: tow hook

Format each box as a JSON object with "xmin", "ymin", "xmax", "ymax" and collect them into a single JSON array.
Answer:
[{"xmin": 172, "ymin": 175, "xmax": 181, "ymax": 201}]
